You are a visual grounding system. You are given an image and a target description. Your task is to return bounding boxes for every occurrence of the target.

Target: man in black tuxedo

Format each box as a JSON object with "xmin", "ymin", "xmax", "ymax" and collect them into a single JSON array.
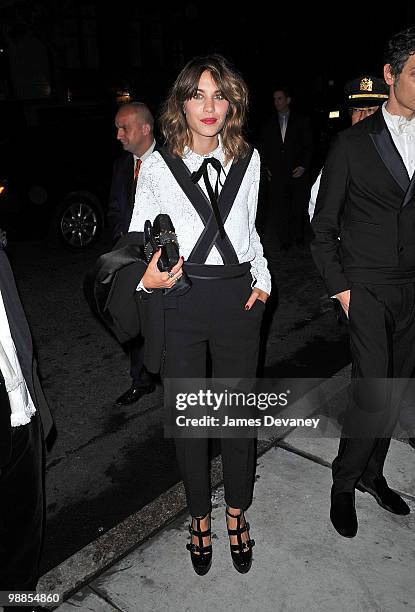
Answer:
[
  {"xmin": 0, "ymin": 235, "xmax": 53, "ymax": 605},
  {"xmin": 311, "ymin": 27, "xmax": 415, "ymax": 537},
  {"xmin": 108, "ymin": 102, "xmax": 157, "ymax": 406},
  {"xmin": 260, "ymin": 87, "xmax": 313, "ymax": 249}
]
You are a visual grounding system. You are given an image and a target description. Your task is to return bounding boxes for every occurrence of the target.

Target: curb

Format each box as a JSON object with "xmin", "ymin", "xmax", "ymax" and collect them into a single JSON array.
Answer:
[{"xmin": 38, "ymin": 367, "xmax": 351, "ymax": 603}]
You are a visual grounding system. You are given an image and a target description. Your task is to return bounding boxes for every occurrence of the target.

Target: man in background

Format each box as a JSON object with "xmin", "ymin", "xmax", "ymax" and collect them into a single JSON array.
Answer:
[
  {"xmin": 261, "ymin": 86, "xmax": 313, "ymax": 249},
  {"xmin": 309, "ymin": 75, "xmax": 389, "ymax": 219},
  {"xmin": 108, "ymin": 102, "xmax": 157, "ymax": 406}
]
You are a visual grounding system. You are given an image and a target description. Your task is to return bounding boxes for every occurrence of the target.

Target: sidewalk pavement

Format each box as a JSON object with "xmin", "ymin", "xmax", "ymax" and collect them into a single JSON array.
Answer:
[{"xmin": 46, "ymin": 367, "xmax": 415, "ymax": 612}]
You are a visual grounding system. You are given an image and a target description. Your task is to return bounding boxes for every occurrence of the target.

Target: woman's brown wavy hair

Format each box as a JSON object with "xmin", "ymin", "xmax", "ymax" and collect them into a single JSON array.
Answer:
[{"xmin": 159, "ymin": 54, "xmax": 249, "ymax": 163}]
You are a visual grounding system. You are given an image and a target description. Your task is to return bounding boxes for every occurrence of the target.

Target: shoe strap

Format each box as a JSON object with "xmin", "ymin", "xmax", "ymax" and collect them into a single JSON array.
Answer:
[
  {"xmin": 227, "ymin": 518, "xmax": 250, "ymax": 532},
  {"xmin": 186, "ymin": 543, "xmax": 213, "ymax": 554},
  {"xmin": 189, "ymin": 514, "xmax": 211, "ymax": 550},
  {"xmin": 226, "ymin": 523, "xmax": 249, "ymax": 536},
  {"xmin": 188, "ymin": 525, "xmax": 211, "ymax": 537},
  {"xmin": 230, "ymin": 539, "xmax": 255, "ymax": 553}
]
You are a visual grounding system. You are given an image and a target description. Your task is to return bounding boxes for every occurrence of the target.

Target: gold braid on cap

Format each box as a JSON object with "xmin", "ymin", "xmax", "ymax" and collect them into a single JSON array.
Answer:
[{"xmin": 348, "ymin": 93, "xmax": 388, "ymax": 99}]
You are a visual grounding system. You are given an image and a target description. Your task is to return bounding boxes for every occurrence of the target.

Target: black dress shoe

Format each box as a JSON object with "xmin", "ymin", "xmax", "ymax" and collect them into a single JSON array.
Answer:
[
  {"xmin": 330, "ymin": 490, "xmax": 358, "ymax": 538},
  {"xmin": 115, "ymin": 382, "xmax": 155, "ymax": 406},
  {"xmin": 356, "ymin": 476, "xmax": 410, "ymax": 515}
]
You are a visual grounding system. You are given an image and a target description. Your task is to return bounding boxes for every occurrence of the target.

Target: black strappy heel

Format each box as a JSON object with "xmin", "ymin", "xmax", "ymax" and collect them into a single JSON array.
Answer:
[
  {"xmin": 186, "ymin": 513, "xmax": 213, "ymax": 575},
  {"xmin": 226, "ymin": 508, "xmax": 255, "ymax": 574}
]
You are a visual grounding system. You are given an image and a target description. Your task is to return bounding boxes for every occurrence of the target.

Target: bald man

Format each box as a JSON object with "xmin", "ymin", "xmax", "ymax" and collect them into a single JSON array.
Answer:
[
  {"xmin": 108, "ymin": 102, "xmax": 157, "ymax": 406},
  {"xmin": 108, "ymin": 102, "xmax": 156, "ymax": 241}
]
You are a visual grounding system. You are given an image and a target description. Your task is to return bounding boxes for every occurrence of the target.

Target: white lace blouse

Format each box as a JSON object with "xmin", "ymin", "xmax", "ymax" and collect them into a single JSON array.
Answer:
[{"xmin": 129, "ymin": 143, "xmax": 271, "ymax": 294}]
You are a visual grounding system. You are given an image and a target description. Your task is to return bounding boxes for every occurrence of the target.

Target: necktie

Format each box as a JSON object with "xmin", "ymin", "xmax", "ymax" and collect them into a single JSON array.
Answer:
[
  {"xmin": 191, "ymin": 157, "xmax": 226, "ymax": 239},
  {"xmin": 134, "ymin": 158, "xmax": 142, "ymax": 180},
  {"xmin": 132, "ymin": 158, "xmax": 142, "ymax": 207}
]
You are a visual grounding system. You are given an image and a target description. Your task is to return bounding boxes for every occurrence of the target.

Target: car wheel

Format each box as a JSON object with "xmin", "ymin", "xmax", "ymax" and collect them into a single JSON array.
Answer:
[{"xmin": 57, "ymin": 193, "xmax": 103, "ymax": 249}]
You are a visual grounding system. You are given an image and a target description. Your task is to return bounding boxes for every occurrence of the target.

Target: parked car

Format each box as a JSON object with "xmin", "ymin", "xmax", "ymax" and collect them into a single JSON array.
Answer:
[{"xmin": 0, "ymin": 99, "xmax": 117, "ymax": 249}]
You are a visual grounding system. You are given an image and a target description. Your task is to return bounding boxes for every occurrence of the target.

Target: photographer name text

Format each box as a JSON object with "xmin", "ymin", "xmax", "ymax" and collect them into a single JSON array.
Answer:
[{"xmin": 175, "ymin": 415, "xmax": 320, "ymax": 428}]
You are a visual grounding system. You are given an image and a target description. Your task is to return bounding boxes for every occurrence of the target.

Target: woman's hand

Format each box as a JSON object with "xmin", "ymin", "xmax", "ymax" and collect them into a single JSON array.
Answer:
[
  {"xmin": 141, "ymin": 250, "xmax": 184, "ymax": 290},
  {"xmin": 245, "ymin": 288, "xmax": 269, "ymax": 310}
]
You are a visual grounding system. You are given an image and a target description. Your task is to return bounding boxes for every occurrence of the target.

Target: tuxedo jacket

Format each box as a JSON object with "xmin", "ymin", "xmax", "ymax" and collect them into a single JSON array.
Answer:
[
  {"xmin": 311, "ymin": 109, "xmax": 415, "ymax": 297},
  {"xmin": 0, "ymin": 250, "xmax": 53, "ymax": 467},
  {"xmin": 107, "ymin": 145, "xmax": 159, "ymax": 241},
  {"xmin": 260, "ymin": 111, "xmax": 313, "ymax": 182}
]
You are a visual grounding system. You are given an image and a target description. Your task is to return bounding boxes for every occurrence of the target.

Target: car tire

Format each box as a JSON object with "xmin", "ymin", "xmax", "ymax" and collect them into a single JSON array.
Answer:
[{"xmin": 55, "ymin": 192, "xmax": 103, "ymax": 250}]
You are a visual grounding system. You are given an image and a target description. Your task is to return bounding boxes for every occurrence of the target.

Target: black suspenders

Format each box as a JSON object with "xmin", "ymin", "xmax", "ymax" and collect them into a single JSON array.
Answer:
[{"xmin": 159, "ymin": 146, "xmax": 254, "ymax": 265}]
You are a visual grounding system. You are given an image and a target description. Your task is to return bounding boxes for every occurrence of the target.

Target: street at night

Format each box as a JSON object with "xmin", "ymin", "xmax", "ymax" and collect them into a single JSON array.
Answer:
[
  {"xmin": 6, "ymin": 233, "xmax": 348, "ymax": 573},
  {"xmin": 1, "ymin": 3, "xmax": 415, "ymax": 611}
]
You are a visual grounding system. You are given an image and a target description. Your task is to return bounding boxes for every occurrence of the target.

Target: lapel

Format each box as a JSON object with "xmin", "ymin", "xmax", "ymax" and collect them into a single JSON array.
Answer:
[
  {"xmin": 269, "ymin": 115, "xmax": 283, "ymax": 144},
  {"xmin": 283, "ymin": 111, "xmax": 293, "ymax": 143},
  {"xmin": 0, "ymin": 369, "xmax": 12, "ymax": 466},
  {"xmin": 124, "ymin": 154, "xmax": 135, "ymax": 210},
  {"xmin": 369, "ymin": 109, "xmax": 410, "ymax": 196},
  {"xmin": 402, "ymin": 169, "xmax": 415, "ymax": 208},
  {"xmin": 277, "ymin": 114, "xmax": 285, "ymax": 144}
]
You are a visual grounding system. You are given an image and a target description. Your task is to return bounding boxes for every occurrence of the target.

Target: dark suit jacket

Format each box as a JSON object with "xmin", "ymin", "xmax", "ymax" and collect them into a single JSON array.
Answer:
[
  {"xmin": 107, "ymin": 154, "xmax": 135, "ymax": 241},
  {"xmin": 107, "ymin": 144, "xmax": 159, "ymax": 242},
  {"xmin": 260, "ymin": 110, "xmax": 313, "ymax": 183},
  {"xmin": 311, "ymin": 108, "xmax": 415, "ymax": 297},
  {"xmin": 84, "ymin": 232, "xmax": 164, "ymax": 374},
  {"xmin": 0, "ymin": 249, "xmax": 53, "ymax": 467}
]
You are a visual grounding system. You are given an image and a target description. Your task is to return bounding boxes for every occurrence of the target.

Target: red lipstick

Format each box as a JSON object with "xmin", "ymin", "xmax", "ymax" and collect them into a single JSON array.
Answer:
[{"xmin": 201, "ymin": 118, "xmax": 217, "ymax": 124}]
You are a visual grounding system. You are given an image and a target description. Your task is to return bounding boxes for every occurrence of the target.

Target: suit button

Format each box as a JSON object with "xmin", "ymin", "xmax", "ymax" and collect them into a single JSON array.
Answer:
[{"xmin": 399, "ymin": 246, "xmax": 404, "ymax": 252}]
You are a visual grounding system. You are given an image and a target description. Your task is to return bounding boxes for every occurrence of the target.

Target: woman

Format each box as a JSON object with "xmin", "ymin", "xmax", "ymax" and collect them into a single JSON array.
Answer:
[{"xmin": 129, "ymin": 55, "xmax": 271, "ymax": 575}]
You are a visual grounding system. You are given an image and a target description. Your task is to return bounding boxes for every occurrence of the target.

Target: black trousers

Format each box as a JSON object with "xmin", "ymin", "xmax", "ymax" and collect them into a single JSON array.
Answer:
[
  {"xmin": 164, "ymin": 271, "xmax": 264, "ymax": 517},
  {"xmin": 332, "ymin": 282, "xmax": 415, "ymax": 493},
  {"xmin": 128, "ymin": 336, "xmax": 152, "ymax": 387},
  {"xmin": 0, "ymin": 414, "xmax": 44, "ymax": 591},
  {"xmin": 270, "ymin": 175, "xmax": 310, "ymax": 246}
]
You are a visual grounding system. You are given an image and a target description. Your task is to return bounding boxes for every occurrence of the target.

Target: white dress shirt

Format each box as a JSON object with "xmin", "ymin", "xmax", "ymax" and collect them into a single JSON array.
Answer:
[
  {"xmin": 279, "ymin": 111, "xmax": 290, "ymax": 142},
  {"xmin": 382, "ymin": 102, "xmax": 415, "ymax": 177},
  {"xmin": 0, "ymin": 289, "xmax": 36, "ymax": 427},
  {"xmin": 129, "ymin": 142, "xmax": 271, "ymax": 294},
  {"xmin": 308, "ymin": 171, "xmax": 321, "ymax": 221}
]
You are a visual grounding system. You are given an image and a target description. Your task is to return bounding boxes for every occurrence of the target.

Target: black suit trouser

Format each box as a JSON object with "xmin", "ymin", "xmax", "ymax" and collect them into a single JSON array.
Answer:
[
  {"xmin": 164, "ymin": 273, "xmax": 264, "ymax": 517},
  {"xmin": 332, "ymin": 282, "xmax": 415, "ymax": 493},
  {"xmin": 270, "ymin": 175, "xmax": 310, "ymax": 245},
  {"xmin": 0, "ymin": 414, "xmax": 44, "ymax": 590},
  {"xmin": 128, "ymin": 336, "xmax": 152, "ymax": 386}
]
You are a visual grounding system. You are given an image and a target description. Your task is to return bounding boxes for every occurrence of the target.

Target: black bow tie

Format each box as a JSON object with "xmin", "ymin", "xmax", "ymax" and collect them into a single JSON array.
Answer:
[
  {"xmin": 191, "ymin": 157, "xmax": 223, "ymax": 183},
  {"xmin": 191, "ymin": 157, "xmax": 225, "ymax": 239}
]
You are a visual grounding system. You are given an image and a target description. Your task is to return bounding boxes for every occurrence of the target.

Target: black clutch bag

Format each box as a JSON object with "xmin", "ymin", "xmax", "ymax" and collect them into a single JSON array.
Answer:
[{"xmin": 144, "ymin": 214, "xmax": 191, "ymax": 295}]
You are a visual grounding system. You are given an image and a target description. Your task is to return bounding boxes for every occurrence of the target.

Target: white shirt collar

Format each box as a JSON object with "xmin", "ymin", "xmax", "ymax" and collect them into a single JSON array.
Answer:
[
  {"xmin": 382, "ymin": 102, "xmax": 415, "ymax": 136},
  {"xmin": 134, "ymin": 139, "xmax": 156, "ymax": 163},
  {"xmin": 183, "ymin": 136, "xmax": 226, "ymax": 165}
]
